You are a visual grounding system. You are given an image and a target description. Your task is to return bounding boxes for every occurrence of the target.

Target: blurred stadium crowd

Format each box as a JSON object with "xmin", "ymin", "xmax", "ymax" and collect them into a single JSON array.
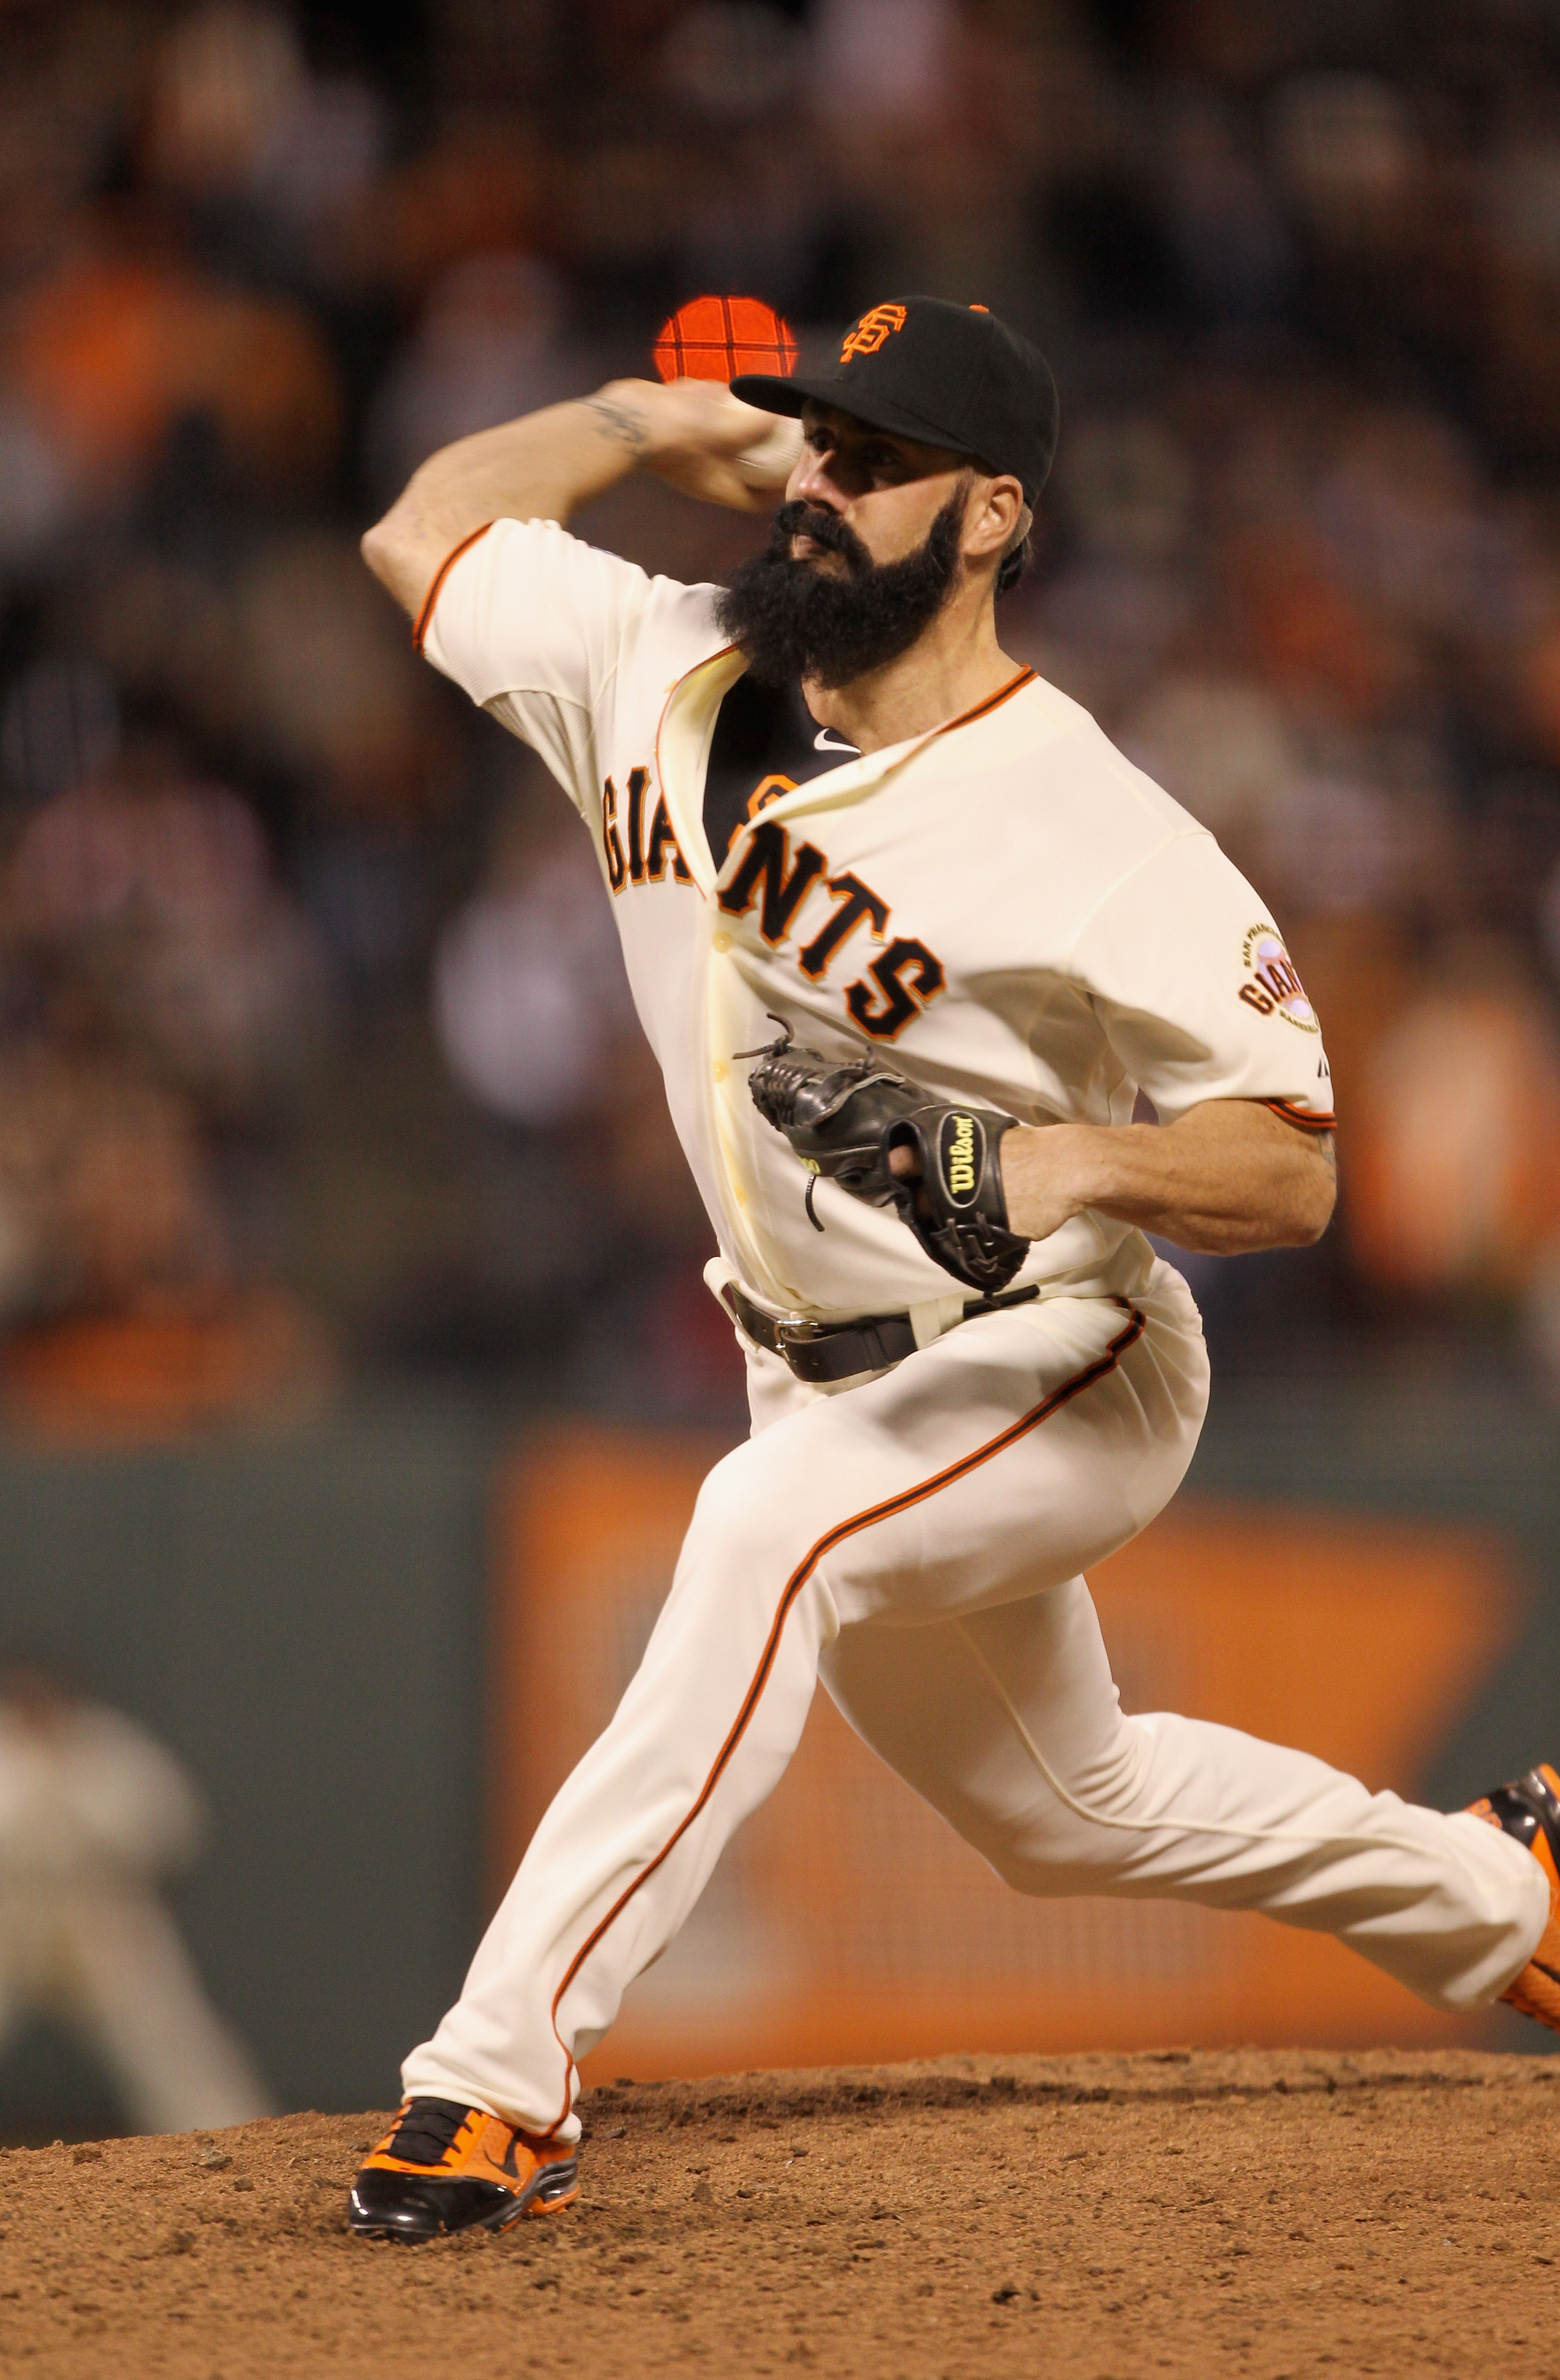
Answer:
[{"xmin": 2, "ymin": 0, "xmax": 1560, "ymax": 1434}]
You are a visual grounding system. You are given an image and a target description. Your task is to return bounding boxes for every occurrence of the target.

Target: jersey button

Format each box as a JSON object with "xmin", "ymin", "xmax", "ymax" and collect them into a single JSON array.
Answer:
[
  {"xmin": 711, "ymin": 1059, "xmax": 729, "ymax": 1083},
  {"xmin": 711, "ymin": 931, "xmax": 732, "ymax": 954}
]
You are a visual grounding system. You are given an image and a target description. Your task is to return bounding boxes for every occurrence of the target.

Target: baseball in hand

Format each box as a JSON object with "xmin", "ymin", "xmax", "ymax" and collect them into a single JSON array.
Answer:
[
  {"xmin": 735, "ymin": 415, "xmax": 803, "ymax": 491},
  {"xmin": 645, "ymin": 296, "xmax": 803, "ymax": 508}
]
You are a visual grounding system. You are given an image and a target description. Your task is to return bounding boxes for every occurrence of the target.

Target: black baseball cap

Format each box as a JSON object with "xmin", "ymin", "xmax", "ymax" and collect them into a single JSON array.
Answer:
[{"xmin": 730, "ymin": 296, "xmax": 1059, "ymax": 504}]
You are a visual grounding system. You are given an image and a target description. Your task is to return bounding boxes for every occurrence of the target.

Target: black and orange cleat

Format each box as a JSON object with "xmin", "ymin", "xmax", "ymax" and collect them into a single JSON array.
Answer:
[
  {"xmin": 1466, "ymin": 1762, "xmax": 1560, "ymax": 2030},
  {"xmin": 348, "ymin": 2098, "xmax": 580, "ymax": 2240}
]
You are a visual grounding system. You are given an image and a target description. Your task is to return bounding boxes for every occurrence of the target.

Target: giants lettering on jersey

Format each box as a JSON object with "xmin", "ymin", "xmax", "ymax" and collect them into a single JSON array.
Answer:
[
  {"xmin": 717, "ymin": 820, "xmax": 946, "ymax": 1042},
  {"xmin": 601, "ymin": 777, "xmax": 947, "ymax": 1044},
  {"xmin": 603, "ymin": 767, "xmax": 693, "ymax": 890}
]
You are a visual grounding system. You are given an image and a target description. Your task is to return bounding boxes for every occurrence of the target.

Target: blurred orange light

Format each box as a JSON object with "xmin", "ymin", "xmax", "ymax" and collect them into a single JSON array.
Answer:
[{"xmin": 652, "ymin": 295, "xmax": 798, "ymax": 384}]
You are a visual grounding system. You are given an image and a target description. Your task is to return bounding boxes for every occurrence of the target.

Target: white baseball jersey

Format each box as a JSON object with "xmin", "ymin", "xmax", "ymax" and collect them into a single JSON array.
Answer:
[
  {"xmin": 402, "ymin": 518, "xmax": 1544, "ymax": 2151},
  {"xmin": 420, "ymin": 515, "xmax": 1334, "ymax": 1325}
]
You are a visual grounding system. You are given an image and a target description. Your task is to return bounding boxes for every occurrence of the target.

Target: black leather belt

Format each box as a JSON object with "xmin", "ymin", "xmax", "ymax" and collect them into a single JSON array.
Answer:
[{"xmin": 721, "ymin": 1280, "xmax": 1041, "ymax": 1385}]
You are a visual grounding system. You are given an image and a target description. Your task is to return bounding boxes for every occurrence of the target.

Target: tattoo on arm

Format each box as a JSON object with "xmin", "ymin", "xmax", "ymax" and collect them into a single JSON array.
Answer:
[{"xmin": 584, "ymin": 396, "xmax": 650, "ymax": 457}]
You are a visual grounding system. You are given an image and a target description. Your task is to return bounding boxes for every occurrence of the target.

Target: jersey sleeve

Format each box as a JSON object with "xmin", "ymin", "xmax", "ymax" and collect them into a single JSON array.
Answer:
[
  {"xmin": 1067, "ymin": 829, "xmax": 1336, "ymax": 1128},
  {"xmin": 416, "ymin": 516, "xmax": 668, "ymax": 814}
]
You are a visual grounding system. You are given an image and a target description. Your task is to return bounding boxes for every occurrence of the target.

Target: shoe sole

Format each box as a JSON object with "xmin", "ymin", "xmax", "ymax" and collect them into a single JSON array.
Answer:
[
  {"xmin": 490, "ymin": 2162, "xmax": 582, "ymax": 2231},
  {"xmin": 348, "ymin": 2156, "xmax": 581, "ymax": 2241}
]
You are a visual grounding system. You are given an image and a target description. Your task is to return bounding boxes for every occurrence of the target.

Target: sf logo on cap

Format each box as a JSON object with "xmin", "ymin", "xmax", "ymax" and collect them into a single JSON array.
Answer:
[{"xmin": 841, "ymin": 303, "xmax": 907, "ymax": 361}]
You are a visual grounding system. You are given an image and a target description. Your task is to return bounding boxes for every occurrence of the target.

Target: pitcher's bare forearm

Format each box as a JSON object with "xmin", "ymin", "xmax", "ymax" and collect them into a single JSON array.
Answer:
[
  {"xmin": 361, "ymin": 380, "xmax": 794, "ymax": 622},
  {"xmin": 996, "ymin": 1098, "xmax": 1337, "ymax": 1253}
]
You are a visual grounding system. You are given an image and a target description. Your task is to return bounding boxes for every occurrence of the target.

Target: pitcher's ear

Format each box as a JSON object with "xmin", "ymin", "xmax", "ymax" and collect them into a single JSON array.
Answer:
[{"xmin": 994, "ymin": 498, "xmax": 1034, "ymax": 598}]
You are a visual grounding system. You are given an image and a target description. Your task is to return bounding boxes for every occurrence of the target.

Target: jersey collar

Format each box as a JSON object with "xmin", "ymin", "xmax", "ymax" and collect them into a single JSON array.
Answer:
[{"xmin": 654, "ymin": 647, "xmax": 1038, "ymax": 895}]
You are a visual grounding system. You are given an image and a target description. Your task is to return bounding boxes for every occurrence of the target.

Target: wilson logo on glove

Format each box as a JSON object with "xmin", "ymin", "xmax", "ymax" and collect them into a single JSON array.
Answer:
[
  {"xmin": 940, "ymin": 1113, "xmax": 982, "ymax": 1205},
  {"xmin": 741, "ymin": 1018, "xmax": 1030, "ymax": 1294}
]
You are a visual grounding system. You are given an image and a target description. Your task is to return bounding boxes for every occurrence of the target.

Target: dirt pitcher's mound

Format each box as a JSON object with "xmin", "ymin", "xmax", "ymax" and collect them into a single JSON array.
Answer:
[{"xmin": 2, "ymin": 2048, "xmax": 1557, "ymax": 2378}]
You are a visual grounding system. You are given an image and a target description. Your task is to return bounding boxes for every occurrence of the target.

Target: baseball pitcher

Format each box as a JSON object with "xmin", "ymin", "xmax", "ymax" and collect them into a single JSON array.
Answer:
[{"xmin": 348, "ymin": 298, "xmax": 1560, "ymax": 2238}]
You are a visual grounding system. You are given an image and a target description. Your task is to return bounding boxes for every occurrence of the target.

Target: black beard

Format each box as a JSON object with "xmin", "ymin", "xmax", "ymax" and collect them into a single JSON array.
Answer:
[{"xmin": 714, "ymin": 492, "xmax": 965, "ymax": 689}]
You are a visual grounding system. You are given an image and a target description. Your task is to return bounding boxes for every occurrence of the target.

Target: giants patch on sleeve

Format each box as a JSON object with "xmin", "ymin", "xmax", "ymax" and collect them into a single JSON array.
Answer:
[{"xmin": 1237, "ymin": 925, "xmax": 1318, "ymax": 1033}]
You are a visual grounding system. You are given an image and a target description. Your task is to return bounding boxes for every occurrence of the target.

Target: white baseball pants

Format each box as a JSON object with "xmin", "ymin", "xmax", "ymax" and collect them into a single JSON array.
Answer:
[{"xmin": 405, "ymin": 1262, "xmax": 1547, "ymax": 2138}]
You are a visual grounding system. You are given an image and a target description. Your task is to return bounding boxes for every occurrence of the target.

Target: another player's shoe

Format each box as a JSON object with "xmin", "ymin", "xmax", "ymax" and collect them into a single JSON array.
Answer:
[
  {"xmin": 1465, "ymin": 1762, "xmax": 1560, "ymax": 2029},
  {"xmin": 348, "ymin": 2098, "xmax": 580, "ymax": 2240}
]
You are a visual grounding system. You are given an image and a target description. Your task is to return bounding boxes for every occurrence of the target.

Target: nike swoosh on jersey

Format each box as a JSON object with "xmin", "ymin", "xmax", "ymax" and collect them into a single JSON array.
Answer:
[{"xmin": 814, "ymin": 729, "xmax": 859, "ymax": 753}]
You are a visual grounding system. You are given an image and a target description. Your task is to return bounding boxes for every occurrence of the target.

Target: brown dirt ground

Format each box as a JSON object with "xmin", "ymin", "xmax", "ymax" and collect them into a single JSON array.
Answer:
[{"xmin": 1, "ymin": 2048, "xmax": 1556, "ymax": 2378}]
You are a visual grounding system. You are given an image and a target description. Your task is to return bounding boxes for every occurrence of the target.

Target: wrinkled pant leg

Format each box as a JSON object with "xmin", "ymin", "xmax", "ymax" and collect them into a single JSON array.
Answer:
[{"xmin": 822, "ymin": 1579, "xmax": 1547, "ymax": 2014}]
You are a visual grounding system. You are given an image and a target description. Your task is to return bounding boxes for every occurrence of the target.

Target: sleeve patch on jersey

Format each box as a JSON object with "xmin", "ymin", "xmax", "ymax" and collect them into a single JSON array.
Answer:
[{"xmin": 1238, "ymin": 923, "xmax": 1319, "ymax": 1033}]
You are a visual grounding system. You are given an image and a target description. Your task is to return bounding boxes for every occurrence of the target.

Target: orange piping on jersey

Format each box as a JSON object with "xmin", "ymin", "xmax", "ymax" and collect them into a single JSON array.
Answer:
[
  {"xmin": 412, "ymin": 521, "xmax": 495, "ymax": 657},
  {"xmin": 1263, "ymin": 1099, "xmax": 1338, "ymax": 1133},
  {"xmin": 537, "ymin": 1297, "xmax": 1147, "ymax": 2137},
  {"xmin": 932, "ymin": 665, "xmax": 1038, "ymax": 739},
  {"xmin": 656, "ymin": 653, "xmax": 1037, "ymax": 881}
]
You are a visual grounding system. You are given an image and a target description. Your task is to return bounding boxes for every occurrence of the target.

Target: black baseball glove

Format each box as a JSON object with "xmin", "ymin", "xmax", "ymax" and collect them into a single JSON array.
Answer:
[{"xmin": 741, "ymin": 1021, "xmax": 1030, "ymax": 1295}]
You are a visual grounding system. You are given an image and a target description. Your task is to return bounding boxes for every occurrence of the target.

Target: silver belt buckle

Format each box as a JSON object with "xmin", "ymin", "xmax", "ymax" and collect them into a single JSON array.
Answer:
[{"xmin": 774, "ymin": 1316, "xmax": 827, "ymax": 1351}]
